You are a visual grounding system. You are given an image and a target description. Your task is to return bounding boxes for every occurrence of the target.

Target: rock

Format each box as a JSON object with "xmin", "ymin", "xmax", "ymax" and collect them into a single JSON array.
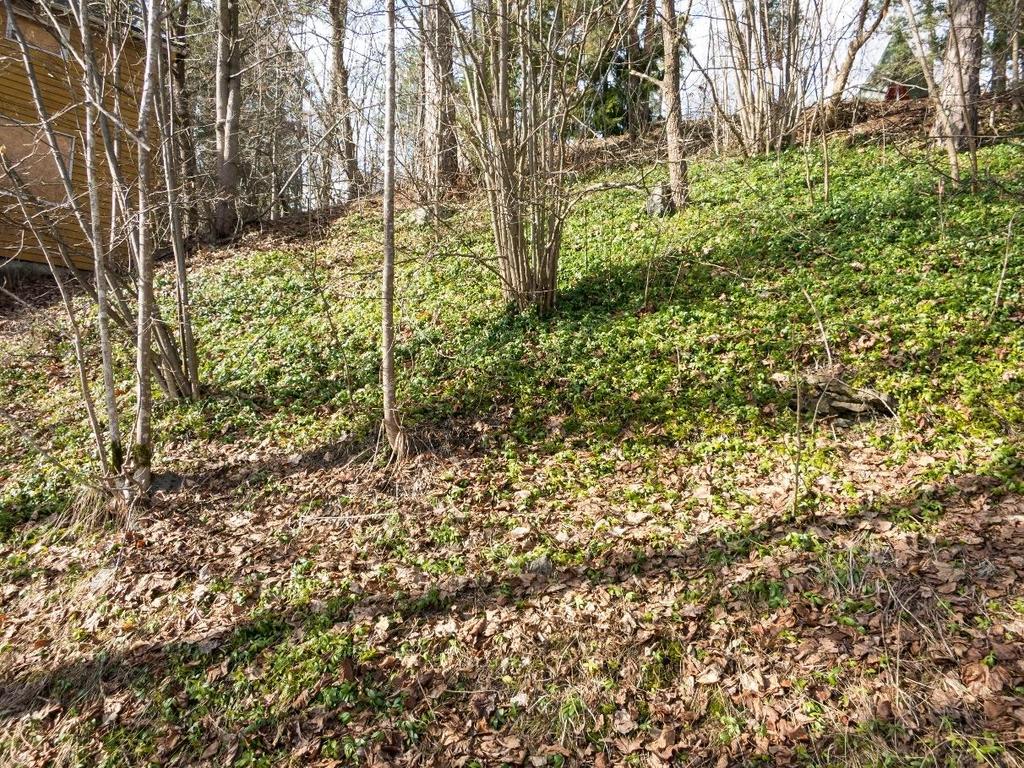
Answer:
[
  {"xmin": 858, "ymin": 388, "xmax": 897, "ymax": 414},
  {"xmin": 645, "ymin": 183, "xmax": 676, "ymax": 217},
  {"xmin": 408, "ymin": 207, "xmax": 431, "ymax": 227},
  {"xmin": 831, "ymin": 400, "xmax": 871, "ymax": 414},
  {"xmin": 773, "ymin": 366, "xmax": 896, "ymax": 421},
  {"xmin": 525, "ymin": 554, "xmax": 553, "ymax": 576},
  {"xmin": 404, "ymin": 205, "xmax": 454, "ymax": 227},
  {"xmin": 150, "ymin": 471, "xmax": 183, "ymax": 493}
]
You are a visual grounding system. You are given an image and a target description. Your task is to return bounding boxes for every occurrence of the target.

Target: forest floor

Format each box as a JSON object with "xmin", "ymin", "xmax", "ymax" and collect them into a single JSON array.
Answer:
[{"xmin": 1, "ymin": 138, "xmax": 1024, "ymax": 767}]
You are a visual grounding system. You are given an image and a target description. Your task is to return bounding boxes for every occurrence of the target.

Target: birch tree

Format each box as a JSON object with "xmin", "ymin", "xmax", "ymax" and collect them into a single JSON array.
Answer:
[
  {"xmin": 131, "ymin": 0, "xmax": 165, "ymax": 490},
  {"xmin": 1013, "ymin": 0, "xmax": 1022, "ymax": 95},
  {"xmin": 900, "ymin": 0, "xmax": 963, "ymax": 180},
  {"xmin": 382, "ymin": 0, "xmax": 406, "ymax": 457},
  {"xmin": 2, "ymin": 0, "xmax": 200, "ymax": 498},
  {"xmin": 827, "ymin": 0, "xmax": 891, "ymax": 108}
]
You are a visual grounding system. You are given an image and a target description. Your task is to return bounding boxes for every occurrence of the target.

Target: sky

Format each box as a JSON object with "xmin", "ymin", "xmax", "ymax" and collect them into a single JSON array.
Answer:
[
  {"xmin": 283, "ymin": 0, "xmax": 897, "ymax": 194},
  {"xmin": 294, "ymin": 0, "xmax": 895, "ymax": 112}
]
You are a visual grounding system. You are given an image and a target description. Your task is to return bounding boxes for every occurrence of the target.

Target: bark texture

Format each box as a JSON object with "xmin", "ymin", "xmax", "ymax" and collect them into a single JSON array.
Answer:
[
  {"xmin": 420, "ymin": 0, "xmax": 458, "ymax": 202},
  {"xmin": 131, "ymin": 0, "xmax": 164, "ymax": 492},
  {"xmin": 330, "ymin": 0, "xmax": 363, "ymax": 200},
  {"xmin": 623, "ymin": 0, "xmax": 655, "ymax": 135},
  {"xmin": 934, "ymin": 0, "xmax": 987, "ymax": 150},
  {"xmin": 382, "ymin": 0, "xmax": 405, "ymax": 457},
  {"xmin": 171, "ymin": 0, "xmax": 202, "ymax": 235},
  {"xmin": 214, "ymin": 0, "xmax": 242, "ymax": 238},
  {"xmin": 661, "ymin": 0, "xmax": 687, "ymax": 211}
]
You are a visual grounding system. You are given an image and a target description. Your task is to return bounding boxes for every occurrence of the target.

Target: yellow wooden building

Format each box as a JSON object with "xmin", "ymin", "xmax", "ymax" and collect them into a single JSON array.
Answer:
[{"xmin": 0, "ymin": 0, "xmax": 148, "ymax": 271}]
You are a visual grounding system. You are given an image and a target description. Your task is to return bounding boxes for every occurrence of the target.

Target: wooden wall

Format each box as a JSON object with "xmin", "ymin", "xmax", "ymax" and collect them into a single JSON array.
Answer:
[{"xmin": 0, "ymin": 4, "xmax": 147, "ymax": 271}]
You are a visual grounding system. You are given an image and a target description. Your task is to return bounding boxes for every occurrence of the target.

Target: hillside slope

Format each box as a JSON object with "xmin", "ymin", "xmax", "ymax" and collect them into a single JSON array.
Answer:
[{"xmin": 1, "ymin": 142, "xmax": 1023, "ymax": 766}]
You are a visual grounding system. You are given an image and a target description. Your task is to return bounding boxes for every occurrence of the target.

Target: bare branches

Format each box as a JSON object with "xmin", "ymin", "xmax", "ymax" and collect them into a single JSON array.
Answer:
[
  {"xmin": 828, "ymin": 0, "xmax": 891, "ymax": 108},
  {"xmin": 899, "ymin": 0, "xmax": 963, "ymax": 182},
  {"xmin": 447, "ymin": 0, "xmax": 617, "ymax": 313},
  {"xmin": 3, "ymin": 0, "xmax": 201, "ymax": 501}
]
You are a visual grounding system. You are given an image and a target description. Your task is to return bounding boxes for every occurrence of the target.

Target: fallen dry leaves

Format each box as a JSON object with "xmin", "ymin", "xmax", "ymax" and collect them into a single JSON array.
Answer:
[{"xmin": 1, "ymin": 426, "xmax": 1023, "ymax": 767}]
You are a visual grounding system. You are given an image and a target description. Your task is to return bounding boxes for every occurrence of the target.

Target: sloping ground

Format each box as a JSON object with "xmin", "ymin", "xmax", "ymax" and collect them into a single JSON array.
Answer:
[
  {"xmin": 1, "ymin": 142, "xmax": 1023, "ymax": 766},
  {"xmin": 836, "ymin": 90, "xmax": 1024, "ymax": 143}
]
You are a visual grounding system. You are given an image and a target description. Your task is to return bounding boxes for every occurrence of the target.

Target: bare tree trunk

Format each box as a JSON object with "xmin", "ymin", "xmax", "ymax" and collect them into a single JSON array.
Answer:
[
  {"xmin": 214, "ymin": 0, "xmax": 242, "ymax": 239},
  {"xmin": 171, "ymin": 0, "xmax": 202, "ymax": 237},
  {"xmin": 421, "ymin": 0, "xmax": 458, "ymax": 205},
  {"xmin": 451, "ymin": 0, "xmax": 602, "ymax": 313},
  {"xmin": 6, "ymin": 0, "xmax": 202, "ymax": 501},
  {"xmin": 642, "ymin": 0, "xmax": 657, "ymax": 78},
  {"xmin": 1013, "ymin": 0, "xmax": 1022, "ymax": 109},
  {"xmin": 718, "ymin": 0, "xmax": 809, "ymax": 152},
  {"xmin": 623, "ymin": 0, "xmax": 655, "ymax": 135},
  {"xmin": 382, "ymin": 0, "xmax": 405, "ymax": 458},
  {"xmin": 991, "ymin": 4, "xmax": 1009, "ymax": 93},
  {"xmin": 158, "ymin": 25, "xmax": 200, "ymax": 397},
  {"xmin": 329, "ymin": 0, "xmax": 363, "ymax": 201},
  {"xmin": 828, "ymin": 0, "xmax": 891, "ymax": 108},
  {"xmin": 661, "ymin": 0, "xmax": 688, "ymax": 210},
  {"xmin": 78, "ymin": 1, "xmax": 123, "ymax": 473},
  {"xmin": 132, "ymin": 0, "xmax": 164, "ymax": 493},
  {"xmin": 623, "ymin": 0, "xmax": 644, "ymax": 135},
  {"xmin": 935, "ymin": 0, "xmax": 987, "ymax": 150},
  {"xmin": 1014, "ymin": 0, "xmax": 1022, "ymax": 86},
  {"xmin": 0, "ymin": 166, "xmax": 109, "ymax": 476},
  {"xmin": 20, "ymin": 0, "xmax": 192, "ymax": 398},
  {"xmin": 901, "ymin": 0, "xmax": 962, "ymax": 182}
]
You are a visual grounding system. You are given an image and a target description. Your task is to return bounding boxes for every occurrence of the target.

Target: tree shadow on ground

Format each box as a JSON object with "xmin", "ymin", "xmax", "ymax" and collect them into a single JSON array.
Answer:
[
  {"xmin": 155, "ymin": 163, "xmax": 1024, "ymax": 507},
  {"xmin": 398, "ymin": 170, "xmax": 1019, "ymax": 453},
  {"xmin": 170, "ymin": 157, "xmax": 1020, "ymax": 470},
  {"xmin": 0, "ymin": 270, "xmax": 63, "ymax": 321},
  {"xmin": 2, "ymin": 451, "xmax": 1021, "ymax": 765},
  {"xmin": 6, "ymin": 153, "xmax": 1021, "ymax": 761}
]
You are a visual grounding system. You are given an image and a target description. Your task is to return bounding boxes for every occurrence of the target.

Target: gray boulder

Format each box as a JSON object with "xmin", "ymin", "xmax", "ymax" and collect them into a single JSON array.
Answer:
[
  {"xmin": 404, "ymin": 204, "xmax": 454, "ymax": 227},
  {"xmin": 526, "ymin": 554, "xmax": 553, "ymax": 576},
  {"xmin": 645, "ymin": 183, "xmax": 676, "ymax": 217}
]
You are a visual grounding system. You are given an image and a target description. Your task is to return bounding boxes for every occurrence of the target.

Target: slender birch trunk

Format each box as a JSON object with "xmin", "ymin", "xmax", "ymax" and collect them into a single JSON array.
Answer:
[
  {"xmin": 382, "ymin": 0, "xmax": 405, "ymax": 458},
  {"xmin": 78, "ymin": 1, "xmax": 124, "ymax": 472},
  {"xmin": 131, "ymin": 0, "xmax": 164, "ymax": 493},
  {"xmin": 421, "ymin": 0, "xmax": 458, "ymax": 204},
  {"xmin": 1013, "ymin": 0, "xmax": 1022, "ymax": 87},
  {"xmin": 170, "ymin": 0, "xmax": 202, "ymax": 236},
  {"xmin": 0, "ymin": 162, "xmax": 109, "ymax": 476},
  {"xmin": 900, "ymin": 0, "xmax": 962, "ymax": 182},
  {"xmin": 827, "ymin": 0, "xmax": 891, "ymax": 108},
  {"xmin": 157, "ymin": 27, "xmax": 200, "ymax": 397}
]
